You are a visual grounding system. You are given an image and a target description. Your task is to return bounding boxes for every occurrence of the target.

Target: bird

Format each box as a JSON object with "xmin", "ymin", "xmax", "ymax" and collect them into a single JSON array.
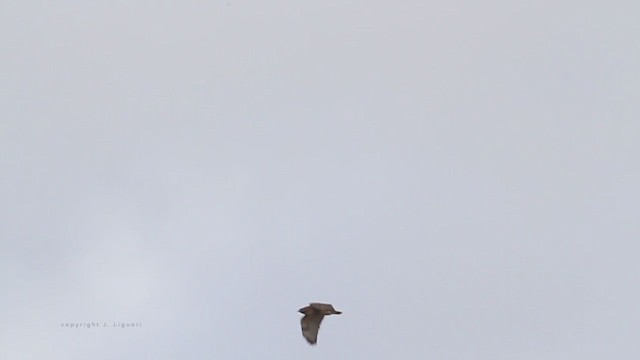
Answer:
[{"xmin": 298, "ymin": 302, "xmax": 342, "ymax": 345}]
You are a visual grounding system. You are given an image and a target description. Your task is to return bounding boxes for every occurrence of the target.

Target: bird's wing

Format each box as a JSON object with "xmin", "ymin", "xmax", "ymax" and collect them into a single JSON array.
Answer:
[
  {"xmin": 310, "ymin": 303, "xmax": 335, "ymax": 312},
  {"xmin": 301, "ymin": 313, "xmax": 324, "ymax": 345}
]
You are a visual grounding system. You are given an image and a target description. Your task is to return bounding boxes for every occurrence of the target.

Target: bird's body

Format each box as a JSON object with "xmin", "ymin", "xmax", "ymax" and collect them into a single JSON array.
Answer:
[{"xmin": 298, "ymin": 302, "xmax": 342, "ymax": 345}]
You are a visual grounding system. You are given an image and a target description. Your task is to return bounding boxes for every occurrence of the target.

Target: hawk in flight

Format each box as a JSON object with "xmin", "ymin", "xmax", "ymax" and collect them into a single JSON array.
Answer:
[{"xmin": 298, "ymin": 302, "xmax": 342, "ymax": 345}]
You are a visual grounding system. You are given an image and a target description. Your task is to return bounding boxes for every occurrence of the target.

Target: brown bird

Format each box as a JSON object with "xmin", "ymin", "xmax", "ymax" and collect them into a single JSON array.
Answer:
[{"xmin": 298, "ymin": 302, "xmax": 342, "ymax": 345}]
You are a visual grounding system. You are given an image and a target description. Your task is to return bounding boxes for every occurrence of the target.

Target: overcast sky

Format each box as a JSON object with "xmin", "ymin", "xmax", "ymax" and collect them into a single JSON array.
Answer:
[{"xmin": 1, "ymin": 1, "xmax": 639, "ymax": 359}]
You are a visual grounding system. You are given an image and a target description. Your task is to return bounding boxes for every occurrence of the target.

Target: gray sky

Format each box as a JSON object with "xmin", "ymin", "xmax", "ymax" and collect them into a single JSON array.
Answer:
[{"xmin": 1, "ymin": 1, "xmax": 639, "ymax": 359}]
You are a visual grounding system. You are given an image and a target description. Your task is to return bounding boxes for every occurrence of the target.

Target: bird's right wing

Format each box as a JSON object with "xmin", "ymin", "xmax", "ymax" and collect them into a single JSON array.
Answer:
[{"xmin": 301, "ymin": 314, "xmax": 324, "ymax": 345}]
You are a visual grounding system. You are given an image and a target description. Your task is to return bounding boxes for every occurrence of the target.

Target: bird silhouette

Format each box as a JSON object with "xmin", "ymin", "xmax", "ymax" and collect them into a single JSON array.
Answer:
[{"xmin": 298, "ymin": 303, "xmax": 342, "ymax": 345}]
